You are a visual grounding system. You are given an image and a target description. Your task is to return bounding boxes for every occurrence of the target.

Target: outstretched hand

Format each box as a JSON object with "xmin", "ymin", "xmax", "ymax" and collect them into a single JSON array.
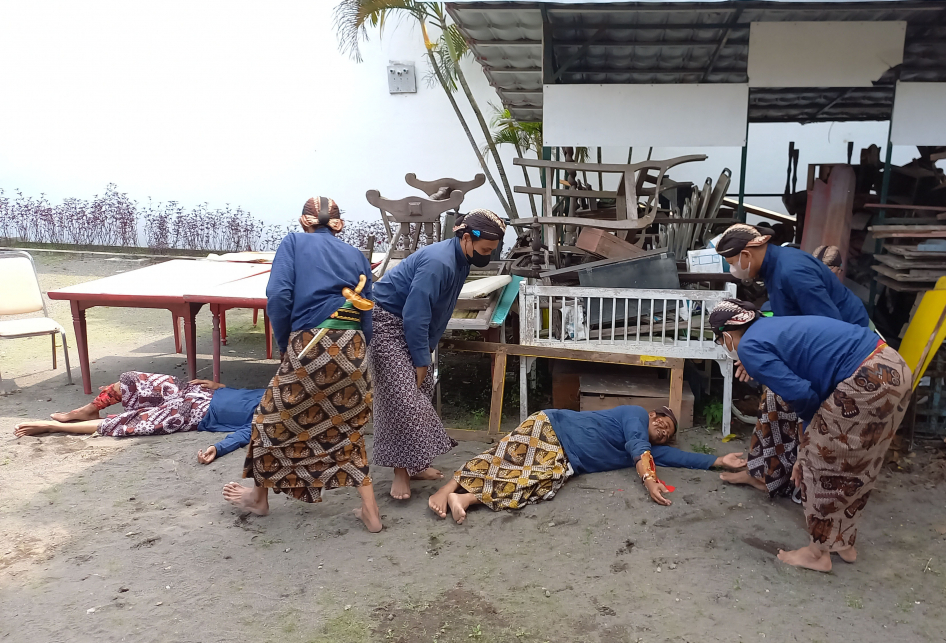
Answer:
[
  {"xmin": 197, "ymin": 445, "xmax": 217, "ymax": 464},
  {"xmin": 645, "ymin": 479, "xmax": 672, "ymax": 506},
  {"xmin": 715, "ymin": 452, "xmax": 748, "ymax": 470}
]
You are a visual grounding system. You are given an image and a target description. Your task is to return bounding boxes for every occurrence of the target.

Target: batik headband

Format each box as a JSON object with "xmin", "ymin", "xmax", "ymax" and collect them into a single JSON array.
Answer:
[
  {"xmin": 453, "ymin": 208, "xmax": 506, "ymax": 241},
  {"xmin": 708, "ymin": 298, "xmax": 762, "ymax": 338},
  {"xmin": 715, "ymin": 224, "xmax": 772, "ymax": 258}
]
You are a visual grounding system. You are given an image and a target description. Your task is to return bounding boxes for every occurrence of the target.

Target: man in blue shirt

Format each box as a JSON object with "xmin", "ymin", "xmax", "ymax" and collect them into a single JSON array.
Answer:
[
  {"xmin": 370, "ymin": 209, "xmax": 506, "ymax": 501},
  {"xmin": 714, "ymin": 224, "xmax": 870, "ymax": 497},
  {"xmin": 428, "ymin": 404, "xmax": 746, "ymax": 524},
  {"xmin": 13, "ymin": 371, "xmax": 263, "ymax": 465}
]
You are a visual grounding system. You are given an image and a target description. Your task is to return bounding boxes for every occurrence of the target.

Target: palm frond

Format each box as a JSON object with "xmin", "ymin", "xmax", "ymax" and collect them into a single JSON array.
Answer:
[{"xmin": 333, "ymin": 0, "xmax": 430, "ymax": 62}]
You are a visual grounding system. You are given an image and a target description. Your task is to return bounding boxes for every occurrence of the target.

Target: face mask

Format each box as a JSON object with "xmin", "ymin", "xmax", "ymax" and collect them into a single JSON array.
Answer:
[
  {"xmin": 729, "ymin": 253, "xmax": 751, "ymax": 280},
  {"xmin": 721, "ymin": 332, "xmax": 739, "ymax": 361},
  {"xmin": 466, "ymin": 243, "xmax": 493, "ymax": 267}
]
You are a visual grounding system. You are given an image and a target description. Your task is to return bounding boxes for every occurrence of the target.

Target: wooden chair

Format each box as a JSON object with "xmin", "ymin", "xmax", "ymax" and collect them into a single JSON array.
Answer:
[
  {"xmin": 0, "ymin": 250, "xmax": 73, "ymax": 391},
  {"xmin": 404, "ymin": 173, "xmax": 485, "ymax": 199},
  {"xmin": 366, "ymin": 189, "xmax": 465, "ymax": 277}
]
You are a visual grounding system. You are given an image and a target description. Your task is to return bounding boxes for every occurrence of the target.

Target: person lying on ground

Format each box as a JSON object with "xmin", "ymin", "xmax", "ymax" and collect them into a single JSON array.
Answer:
[
  {"xmin": 428, "ymin": 404, "xmax": 747, "ymax": 524},
  {"xmin": 709, "ymin": 299, "xmax": 911, "ymax": 572},
  {"xmin": 13, "ymin": 371, "xmax": 264, "ymax": 464}
]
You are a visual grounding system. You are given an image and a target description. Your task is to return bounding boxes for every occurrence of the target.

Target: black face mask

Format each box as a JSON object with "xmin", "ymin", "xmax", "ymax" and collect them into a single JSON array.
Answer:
[{"xmin": 468, "ymin": 248, "xmax": 492, "ymax": 267}]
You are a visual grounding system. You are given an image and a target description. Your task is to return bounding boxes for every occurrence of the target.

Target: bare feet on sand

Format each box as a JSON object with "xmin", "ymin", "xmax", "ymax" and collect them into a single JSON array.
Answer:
[
  {"xmin": 837, "ymin": 546, "xmax": 857, "ymax": 563},
  {"xmin": 777, "ymin": 544, "xmax": 832, "ymax": 572},
  {"xmin": 410, "ymin": 468, "xmax": 444, "ymax": 481},
  {"xmin": 429, "ymin": 488, "xmax": 453, "ymax": 518},
  {"xmin": 446, "ymin": 492, "xmax": 478, "ymax": 524},
  {"xmin": 391, "ymin": 468, "xmax": 412, "ymax": 500},
  {"xmin": 719, "ymin": 470, "xmax": 767, "ymax": 492},
  {"xmin": 353, "ymin": 506, "xmax": 383, "ymax": 533},
  {"xmin": 51, "ymin": 403, "xmax": 101, "ymax": 423},
  {"xmin": 223, "ymin": 482, "xmax": 269, "ymax": 516},
  {"xmin": 15, "ymin": 421, "xmax": 59, "ymax": 437}
]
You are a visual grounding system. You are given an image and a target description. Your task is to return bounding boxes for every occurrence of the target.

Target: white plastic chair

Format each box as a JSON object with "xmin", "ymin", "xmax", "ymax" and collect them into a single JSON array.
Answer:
[{"xmin": 0, "ymin": 251, "xmax": 73, "ymax": 389}]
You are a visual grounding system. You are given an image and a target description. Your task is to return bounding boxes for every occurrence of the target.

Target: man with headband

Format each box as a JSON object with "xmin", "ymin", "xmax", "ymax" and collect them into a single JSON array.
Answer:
[
  {"xmin": 370, "ymin": 209, "xmax": 505, "ymax": 501},
  {"xmin": 708, "ymin": 298, "xmax": 910, "ymax": 572},
  {"xmin": 713, "ymin": 224, "xmax": 869, "ymax": 498}
]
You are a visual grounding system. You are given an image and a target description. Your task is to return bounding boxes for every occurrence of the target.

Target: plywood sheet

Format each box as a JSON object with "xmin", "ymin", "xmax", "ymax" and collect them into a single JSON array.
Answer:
[
  {"xmin": 543, "ymin": 83, "xmax": 748, "ymax": 147},
  {"xmin": 748, "ymin": 21, "xmax": 905, "ymax": 88},
  {"xmin": 892, "ymin": 83, "xmax": 946, "ymax": 146}
]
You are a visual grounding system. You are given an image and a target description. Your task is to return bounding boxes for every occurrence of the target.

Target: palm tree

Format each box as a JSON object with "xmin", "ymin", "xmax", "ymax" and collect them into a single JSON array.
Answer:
[{"xmin": 333, "ymin": 0, "xmax": 518, "ymax": 217}]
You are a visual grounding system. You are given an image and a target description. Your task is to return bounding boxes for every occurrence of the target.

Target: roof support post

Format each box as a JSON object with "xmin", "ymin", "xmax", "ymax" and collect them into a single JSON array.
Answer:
[
  {"xmin": 867, "ymin": 117, "xmax": 895, "ymax": 317},
  {"xmin": 737, "ymin": 120, "xmax": 749, "ymax": 222},
  {"xmin": 541, "ymin": 7, "xmax": 556, "ymax": 85}
]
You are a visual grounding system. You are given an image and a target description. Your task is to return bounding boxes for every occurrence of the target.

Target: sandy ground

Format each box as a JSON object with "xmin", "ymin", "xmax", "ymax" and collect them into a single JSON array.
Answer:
[{"xmin": 1, "ymin": 251, "xmax": 946, "ymax": 643}]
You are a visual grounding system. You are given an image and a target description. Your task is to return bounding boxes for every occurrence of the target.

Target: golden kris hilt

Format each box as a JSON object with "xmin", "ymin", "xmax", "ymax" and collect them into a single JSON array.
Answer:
[{"xmin": 343, "ymin": 274, "xmax": 374, "ymax": 311}]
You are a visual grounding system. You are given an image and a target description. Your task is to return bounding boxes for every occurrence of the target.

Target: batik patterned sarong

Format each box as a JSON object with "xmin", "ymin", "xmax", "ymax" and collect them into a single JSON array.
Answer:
[
  {"xmin": 369, "ymin": 307, "xmax": 456, "ymax": 476},
  {"xmin": 243, "ymin": 328, "xmax": 372, "ymax": 503},
  {"xmin": 747, "ymin": 387, "xmax": 801, "ymax": 497},
  {"xmin": 98, "ymin": 371, "xmax": 212, "ymax": 437},
  {"xmin": 454, "ymin": 411, "xmax": 574, "ymax": 511},
  {"xmin": 798, "ymin": 344, "xmax": 911, "ymax": 552}
]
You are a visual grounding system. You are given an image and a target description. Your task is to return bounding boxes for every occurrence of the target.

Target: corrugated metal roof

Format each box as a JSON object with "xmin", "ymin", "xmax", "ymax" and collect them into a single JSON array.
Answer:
[{"xmin": 447, "ymin": 1, "xmax": 946, "ymax": 123}]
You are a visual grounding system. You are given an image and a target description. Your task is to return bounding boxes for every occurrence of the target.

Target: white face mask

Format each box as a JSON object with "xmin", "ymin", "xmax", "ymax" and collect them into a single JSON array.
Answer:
[
  {"xmin": 721, "ymin": 332, "xmax": 739, "ymax": 361},
  {"xmin": 728, "ymin": 253, "xmax": 752, "ymax": 280}
]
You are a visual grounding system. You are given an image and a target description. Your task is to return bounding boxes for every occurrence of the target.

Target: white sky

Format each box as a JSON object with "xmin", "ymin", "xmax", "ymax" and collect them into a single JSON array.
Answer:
[{"xmin": 0, "ymin": 0, "xmax": 932, "ymax": 230}]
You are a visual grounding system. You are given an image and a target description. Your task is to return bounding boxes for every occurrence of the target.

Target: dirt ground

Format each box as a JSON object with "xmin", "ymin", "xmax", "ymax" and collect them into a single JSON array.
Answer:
[{"xmin": 2, "ymin": 251, "xmax": 946, "ymax": 643}]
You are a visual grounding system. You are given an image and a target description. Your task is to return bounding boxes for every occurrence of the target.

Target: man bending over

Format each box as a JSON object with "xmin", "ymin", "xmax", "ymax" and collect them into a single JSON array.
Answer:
[
  {"xmin": 429, "ymin": 405, "xmax": 746, "ymax": 524},
  {"xmin": 13, "ymin": 371, "xmax": 264, "ymax": 464}
]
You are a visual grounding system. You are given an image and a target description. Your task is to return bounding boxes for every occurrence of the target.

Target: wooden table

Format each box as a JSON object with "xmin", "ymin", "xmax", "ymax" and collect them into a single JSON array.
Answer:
[
  {"xmin": 48, "ymin": 260, "xmax": 271, "ymax": 393},
  {"xmin": 183, "ymin": 272, "xmax": 270, "ymax": 383}
]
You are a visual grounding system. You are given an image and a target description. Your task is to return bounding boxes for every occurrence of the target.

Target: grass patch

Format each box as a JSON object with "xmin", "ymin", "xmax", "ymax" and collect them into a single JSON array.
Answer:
[
  {"xmin": 306, "ymin": 611, "xmax": 371, "ymax": 643},
  {"xmin": 691, "ymin": 441, "xmax": 716, "ymax": 455},
  {"xmin": 846, "ymin": 595, "xmax": 863, "ymax": 609}
]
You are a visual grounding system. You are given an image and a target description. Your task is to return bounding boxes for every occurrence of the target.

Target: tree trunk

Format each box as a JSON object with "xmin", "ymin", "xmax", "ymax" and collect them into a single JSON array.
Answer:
[
  {"xmin": 426, "ymin": 49, "xmax": 510, "ymax": 215},
  {"xmin": 515, "ymin": 142, "xmax": 538, "ymax": 217},
  {"xmin": 445, "ymin": 39, "xmax": 518, "ymax": 217}
]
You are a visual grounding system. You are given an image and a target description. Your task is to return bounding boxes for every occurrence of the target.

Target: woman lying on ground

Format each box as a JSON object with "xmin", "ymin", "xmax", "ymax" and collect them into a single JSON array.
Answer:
[
  {"xmin": 428, "ymin": 404, "xmax": 747, "ymax": 524},
  {"xmin": 223, "ymin": 196, "xmax": 382, "ymax": 533},
  {"xmin": 709, "ymin": 299, "xmax": 911, "ymax": 572},
  {"xmin": 13, "ymin": 371, "xmax": 264, "ymax": 464}
]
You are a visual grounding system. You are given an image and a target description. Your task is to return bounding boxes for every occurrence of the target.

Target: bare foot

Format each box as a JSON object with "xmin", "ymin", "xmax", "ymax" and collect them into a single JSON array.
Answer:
[
  {"xmin": 719, "ymin": 470, "xmax": 767, "ymax": 492},
  {"xmin": 837, "ymin": 546, "xmax": 857, "ymax": 563},
  {"xmin": 15, "ymin": 421, "xmax": 61, "ymax": 437},
  {"xmin": 411, "ymin": 468, "xmax": 444, "ymax": 481},
  {"xmin": 51, "ymin": 403, "xmax": 101, "ymax": 422},
  {"xmin": 353, "ymin": 506, "xmax": 383, "ymax": 533},
  {"xmin": 390, "ymin": 468, "xmax": 411, "ymax": 500},
  {"xmin": 222, "ymin": 482, "xmax": 269, "ymax": 516},
  {"xmin": 429, "ymin": 489, "xmax": 451, "ymax": 518},
  {"xmin": 777, "ymin": 545, "xmax": 832, "ymax": 572},
  {"xmin": 447, "ymin": 492, "xmax": 474, "ymax": 524}
]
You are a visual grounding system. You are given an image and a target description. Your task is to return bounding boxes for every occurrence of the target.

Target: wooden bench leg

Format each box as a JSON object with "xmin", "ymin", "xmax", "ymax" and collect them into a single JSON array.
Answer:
[
  {"xmin": 252, "ymin": 308, "xmax": 259, "ymax": 327},
  {"xmin": 669, "ymin": 364, "xmax": 684, "ymax": 427},
  {"xmin": 488, "ymin": 349, "xmax": 507, "ymax": 435},
  {"xmin": 172, "ymin": 313, "xmax": 182, "ymax": 354}
]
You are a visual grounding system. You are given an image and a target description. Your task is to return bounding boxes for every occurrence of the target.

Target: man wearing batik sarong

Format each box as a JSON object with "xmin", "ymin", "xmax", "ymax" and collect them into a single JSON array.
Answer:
[
  {"xmin": 222, "ymin": 197, "xmax": 383, "ymax": 533},
  {"xmin": 13, "ymin": 372, "xmax": 263, "ymax": 464},
  {"xmin": 428, "ymin": 405, "xmax": 746, "ymax": 523},
  {"xmin": 709, "ymin": 299, "xmax": 911, "ymax": 572},
  {"xmin": 370, "ymin": 209, "xmax": 505, "ymax": 501},
  {"xmin": 714, "ymin": 225, "xmax": 870, "ymax": 497}
]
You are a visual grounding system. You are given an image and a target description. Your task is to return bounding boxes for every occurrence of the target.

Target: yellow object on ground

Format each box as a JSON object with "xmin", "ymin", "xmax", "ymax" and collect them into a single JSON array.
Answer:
[{"xmin": 897, "ymin": 276, "xmax": 946, "ymax": 389}]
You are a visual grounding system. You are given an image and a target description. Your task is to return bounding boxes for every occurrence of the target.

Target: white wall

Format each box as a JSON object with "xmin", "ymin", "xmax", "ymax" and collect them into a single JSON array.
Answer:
[{"xmin": 0, "ymin": 0, "xmax": 524, "ymax": 228}]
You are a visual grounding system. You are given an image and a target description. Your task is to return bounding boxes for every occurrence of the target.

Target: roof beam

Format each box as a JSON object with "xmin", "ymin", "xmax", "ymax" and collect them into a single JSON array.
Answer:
[
  {"xmin": 701, "ymin": 8, "xmax": 743, "ymax": 82},
  {"xmin": 474, "ymin": 40, "xmax": 541, "ymax": 47},
  {"xmin": 554, "ymin": 39, "xmax": 742, "ymax": 48},
  {"xmin": 552, "ymin": 28, "xmax": 606, "ymax": 82}
]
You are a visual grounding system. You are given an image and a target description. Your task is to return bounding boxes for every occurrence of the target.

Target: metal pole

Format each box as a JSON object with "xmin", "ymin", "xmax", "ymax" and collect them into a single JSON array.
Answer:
[
  {"xmin": 867, "ymin": 118, "xmax": 895, "ymax": 317},
  {"xmin": 737, "ymin": 120, "xmax": 749, "ymax": 222}
]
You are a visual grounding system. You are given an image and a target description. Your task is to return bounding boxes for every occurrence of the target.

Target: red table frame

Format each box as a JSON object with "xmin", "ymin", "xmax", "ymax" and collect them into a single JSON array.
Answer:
[{"xmin": 182, "ymin": 294, "xmax": 270, "ymax": 383}]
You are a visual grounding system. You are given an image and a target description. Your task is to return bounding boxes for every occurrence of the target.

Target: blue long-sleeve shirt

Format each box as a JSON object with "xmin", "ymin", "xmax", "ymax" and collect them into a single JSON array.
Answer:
[
  {"xmin": 758, "ymin": 244, "xmax": 869, "ymax": 327},
  {"xmin": 266, "ymin": 229, "xmax": 374, "ymax": 354},
  {"xmin": 738, "ymin": 316, "xmax": 880, "ymax": 423},
  {"xmin": 545, "ymin": 406, "xmax": 716, "ymax": 475},
  {"xmin": 196, "ymin": 387, "xmax": 265, "ymax": 457},
  {"xmin": 372, "ymin": 238, "xmax": 470, "ymax": 367}
]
